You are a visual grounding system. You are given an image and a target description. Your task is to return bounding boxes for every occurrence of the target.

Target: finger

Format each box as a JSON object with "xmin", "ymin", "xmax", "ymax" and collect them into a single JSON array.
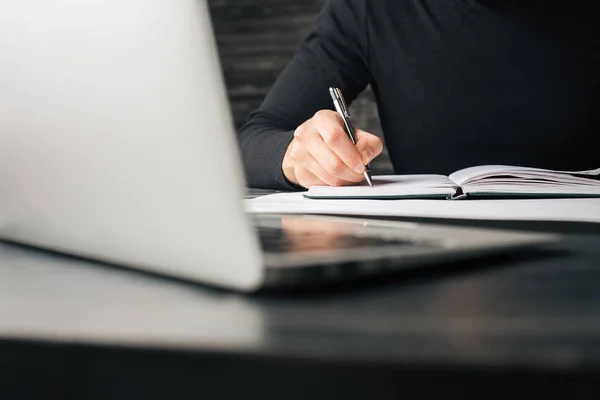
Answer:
[
  {"xmin": 308, "ymin": 138, "xmax": 365, "ymax": 183},
  {"xmin": 290, "ymin": 146, "xmax": 354, "ymax": 187},
  {"xmin": 313, "ymin": 112, "xmax": 366, "ymax": 174},
  {"xmin": 355, "ymin": 129, "xmax": 384, "ymax": 165},
  {"xmin": 298, "ymin": 129, "xmax": 364, "ymax": 182},
  {"xmin": 294, "ymin": 167, "xmax": 329, "ymax": 189}
]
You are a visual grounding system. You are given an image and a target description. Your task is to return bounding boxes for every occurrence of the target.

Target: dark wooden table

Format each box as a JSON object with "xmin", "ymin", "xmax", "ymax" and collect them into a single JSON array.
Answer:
[{"xmin": 1, "ymin": 214, "xmax": 599, "ymax": 399}]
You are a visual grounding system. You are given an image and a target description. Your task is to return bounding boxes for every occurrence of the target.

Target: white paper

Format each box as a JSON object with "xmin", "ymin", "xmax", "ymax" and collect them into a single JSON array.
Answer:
[
  {"xmin": 450, "ymin": 165, "xmax": 600, "ymax": 187},
  {"xmin": 306, "ymin": 168, "xmax": 600, "ymax": 200},
  {"xmin": 245, "ymin": 193, "xmax": 600, "ymax": 224},
  {"xmin": 306, "ymin": 175, "xmax": 457, "ymax": 199}
]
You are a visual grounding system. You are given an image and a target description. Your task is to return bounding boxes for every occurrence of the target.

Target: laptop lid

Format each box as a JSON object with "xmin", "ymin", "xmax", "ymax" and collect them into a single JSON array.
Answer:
[{"xmin": 0, "ymin": 0, "xmax": 265, "ymax": 290}]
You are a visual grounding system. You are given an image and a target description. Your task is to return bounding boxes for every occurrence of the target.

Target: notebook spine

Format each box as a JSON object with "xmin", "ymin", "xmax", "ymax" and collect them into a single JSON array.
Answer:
[{"xmin": 449, "ymin": 187, "xmax": 468, "ymax": 200}]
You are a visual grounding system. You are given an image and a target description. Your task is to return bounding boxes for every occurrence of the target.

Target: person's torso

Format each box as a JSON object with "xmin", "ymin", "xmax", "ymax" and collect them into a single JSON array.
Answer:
[{"xmin": 367, "ymin": 0, "xmax": 599, "ymax": 174}]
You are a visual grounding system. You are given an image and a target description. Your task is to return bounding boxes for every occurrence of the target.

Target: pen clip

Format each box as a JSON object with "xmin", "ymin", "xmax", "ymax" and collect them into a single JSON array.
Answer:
[
  {"xmin": 330, "ymin": 87, "xmax": 350, "ymax": 117},
  {"xmin": 337, "ymin": 90, "xmax": 350, "ymax": 118}
]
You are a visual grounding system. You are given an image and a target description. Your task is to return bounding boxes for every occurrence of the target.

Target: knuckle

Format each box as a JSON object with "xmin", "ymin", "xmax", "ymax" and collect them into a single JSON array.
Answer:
[
  {"xmin": 322, "ymin": 129, "xmax": 343, "ymax": 146},
  {"xmin": 323, "ymin": 126, "xmax": 347, "ymax": 145},
  {"xmin": 293, "ymin": 127, "xmax": 305, "ymax": 142},
  {"xmin": 313, "ymin": 109, "xmax": 332, "ymax": 120}
]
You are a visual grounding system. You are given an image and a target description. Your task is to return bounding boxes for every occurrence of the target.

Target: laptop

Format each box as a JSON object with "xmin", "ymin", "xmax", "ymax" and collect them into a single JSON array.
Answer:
[{"xmin": 0, "ymin": 0, "xmax": 555, "ymax": 291}]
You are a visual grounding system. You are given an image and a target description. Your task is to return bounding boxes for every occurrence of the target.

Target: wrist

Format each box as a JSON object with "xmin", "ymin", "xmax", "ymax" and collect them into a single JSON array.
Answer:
[{"xmin": 282, "ymin": 139, "xmax": 300, "ymax": 187}]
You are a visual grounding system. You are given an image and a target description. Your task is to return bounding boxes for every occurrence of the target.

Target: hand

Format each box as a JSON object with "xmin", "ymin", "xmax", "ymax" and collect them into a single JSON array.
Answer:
[{"xmin": 282, "ymin": 110, "xmax": 383, "ymax": 188}]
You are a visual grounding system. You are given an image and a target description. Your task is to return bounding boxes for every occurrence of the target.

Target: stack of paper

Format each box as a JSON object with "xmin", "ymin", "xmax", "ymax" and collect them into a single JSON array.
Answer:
[{"xmin": 245, "ymin": 192, "xmax": 600, "ymax": 224}]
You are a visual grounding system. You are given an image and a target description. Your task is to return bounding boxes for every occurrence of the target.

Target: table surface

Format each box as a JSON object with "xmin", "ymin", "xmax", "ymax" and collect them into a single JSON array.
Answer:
[
  {"xmin": 1, "ymin": 218, "xmax": 599, "ymax": 368},
  {"xmin": 1, "ymin": 206, "xmax": 600, "ymax": 398}
]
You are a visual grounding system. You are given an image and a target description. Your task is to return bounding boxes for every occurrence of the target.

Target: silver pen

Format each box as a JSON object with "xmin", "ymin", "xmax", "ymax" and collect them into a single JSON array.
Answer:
[{"xmin": 329, "ymin": 87, "xmax": 373, "ymax": 187}]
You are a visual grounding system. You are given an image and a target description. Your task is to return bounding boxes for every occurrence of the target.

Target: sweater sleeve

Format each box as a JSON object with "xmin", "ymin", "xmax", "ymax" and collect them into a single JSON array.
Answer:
[{"xmin": 237, "ymin": 0, "xmax": 371, "ymax": 190}]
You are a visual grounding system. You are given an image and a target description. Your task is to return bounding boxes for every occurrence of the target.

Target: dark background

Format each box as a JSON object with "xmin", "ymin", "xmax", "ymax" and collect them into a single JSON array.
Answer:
[{"xmin": 207, "ymin": 0, "xmax": 394, "ymax": 173}]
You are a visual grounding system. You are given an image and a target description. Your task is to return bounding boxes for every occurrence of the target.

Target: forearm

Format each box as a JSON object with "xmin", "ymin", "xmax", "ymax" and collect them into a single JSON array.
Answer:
[
  {"xmin": 236, "ymin": 0, "xmax": 370, "ymax": 190},
  {"xmin": 238, "ymin": 112, "xmax": 296, "ymax": 190}
]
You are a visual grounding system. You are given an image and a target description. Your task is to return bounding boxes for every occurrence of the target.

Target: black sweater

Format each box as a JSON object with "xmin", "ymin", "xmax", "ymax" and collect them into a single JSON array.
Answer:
[{"xmin": 237, "ymin": 0, "xmax": 599, "ymax": 190}]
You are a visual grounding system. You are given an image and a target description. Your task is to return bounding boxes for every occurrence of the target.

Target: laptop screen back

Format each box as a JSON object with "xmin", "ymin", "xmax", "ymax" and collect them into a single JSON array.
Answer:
[{"xmin": 0, "ymin": 0, "xmax": 265, "ymax": 290}]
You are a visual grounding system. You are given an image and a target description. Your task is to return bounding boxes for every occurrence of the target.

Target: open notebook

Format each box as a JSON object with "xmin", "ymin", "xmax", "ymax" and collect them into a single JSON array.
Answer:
[{"xmin": 305, "ymin": 165, "xmax": 600, "ymax": 200}]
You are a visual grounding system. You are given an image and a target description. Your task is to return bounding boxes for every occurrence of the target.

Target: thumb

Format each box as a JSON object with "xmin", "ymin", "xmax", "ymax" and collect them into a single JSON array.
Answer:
[{"xmin": 355, "ymin": 129, "xmax": 383, "ymax": 164}]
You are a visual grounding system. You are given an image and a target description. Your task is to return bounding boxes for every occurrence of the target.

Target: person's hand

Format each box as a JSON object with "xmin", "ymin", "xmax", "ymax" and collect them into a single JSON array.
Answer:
[{"xmin": 282, "ymin": 110, "xmax": 383, "ymax": 188}]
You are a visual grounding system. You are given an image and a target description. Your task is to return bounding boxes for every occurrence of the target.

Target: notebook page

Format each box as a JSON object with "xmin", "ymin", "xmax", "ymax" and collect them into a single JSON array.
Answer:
[
  {"xmin": 305, "ymin": 175, "xmax": 457, "ymax": 199},
  {"xmin": 450, "ymin": 165, "xmax": 600, "ymax": 187}
]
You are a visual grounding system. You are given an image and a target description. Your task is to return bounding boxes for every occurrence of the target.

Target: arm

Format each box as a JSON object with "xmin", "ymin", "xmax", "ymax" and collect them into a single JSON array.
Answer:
[{"xmin": 237, "ymin": 0, "xmax": 379, "ymax": 189}]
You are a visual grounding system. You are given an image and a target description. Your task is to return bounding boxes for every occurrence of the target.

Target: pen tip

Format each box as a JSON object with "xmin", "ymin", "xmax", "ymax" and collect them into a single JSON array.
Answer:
[{"xmin": 364, "ymin": 171, "xmax": 373, "ymax": 187}]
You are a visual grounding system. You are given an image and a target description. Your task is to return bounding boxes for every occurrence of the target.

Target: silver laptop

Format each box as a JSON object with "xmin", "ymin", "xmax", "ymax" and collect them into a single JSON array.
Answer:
[{"xmin": 0, "ymin": 0, "xmax": 555, "ymax": 291}]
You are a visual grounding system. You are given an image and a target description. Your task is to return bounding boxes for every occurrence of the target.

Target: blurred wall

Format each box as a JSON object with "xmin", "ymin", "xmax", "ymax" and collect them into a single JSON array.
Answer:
[{"xmin": 208, "ymin": 0, "xmax": 393, "ymax": 174}]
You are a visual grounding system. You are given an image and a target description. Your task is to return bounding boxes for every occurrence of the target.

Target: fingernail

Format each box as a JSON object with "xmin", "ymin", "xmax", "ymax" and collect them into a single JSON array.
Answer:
[{"xmin": 362, "ymin": 148, "xmax": 373, "ymax": 163}]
